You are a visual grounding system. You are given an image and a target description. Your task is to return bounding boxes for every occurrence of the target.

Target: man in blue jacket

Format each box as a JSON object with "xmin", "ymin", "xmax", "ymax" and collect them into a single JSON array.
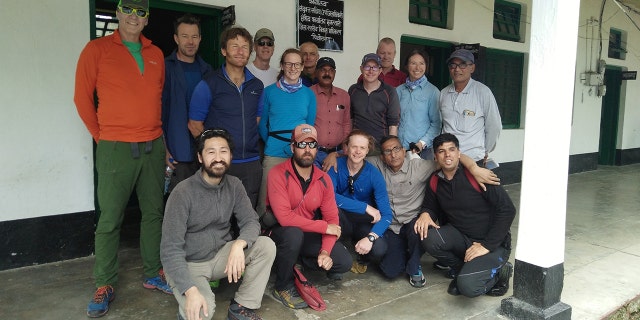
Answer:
[
  {"xmin": 162, "ymin": 14, "xmax": 212, "ymax": 192},
  {"xmin": 188, "ymin": 26, "xmax": 264, "ymax": 208}
]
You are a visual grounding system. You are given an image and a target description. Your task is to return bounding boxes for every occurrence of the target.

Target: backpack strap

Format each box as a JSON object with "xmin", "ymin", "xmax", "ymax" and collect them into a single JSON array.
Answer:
[
  {"xmin": 429, "ymin": 168, "xmax": 481, "ymax": 193},
  {"xmin": 429, "ymin": 172, "xmax": 439, "ymax": 193},
  {"xmin": 463, "ymin": 167, "xmax": 482, "ymax": 193}
]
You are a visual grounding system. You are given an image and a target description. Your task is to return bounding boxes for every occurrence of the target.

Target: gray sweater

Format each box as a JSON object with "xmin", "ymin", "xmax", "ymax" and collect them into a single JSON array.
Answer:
[{"xmin": 160, "ymin": 171, "xmax": 260, "ymax": 294}]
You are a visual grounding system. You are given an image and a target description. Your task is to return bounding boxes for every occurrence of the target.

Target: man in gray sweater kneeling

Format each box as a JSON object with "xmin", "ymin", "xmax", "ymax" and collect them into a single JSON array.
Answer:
[{"xmin": 161, "ymin": 128, "xmax": 276, "ymax": 320}]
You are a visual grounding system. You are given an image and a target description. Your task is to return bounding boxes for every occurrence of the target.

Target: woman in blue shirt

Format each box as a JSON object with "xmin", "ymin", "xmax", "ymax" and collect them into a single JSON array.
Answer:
[
  {"xmin": 257, "ymin": 48, "xmax": 317, "ymax": 216},
  {"xmin": 397, "ymin": 49, "xmax": 441, "ymax": 160}
]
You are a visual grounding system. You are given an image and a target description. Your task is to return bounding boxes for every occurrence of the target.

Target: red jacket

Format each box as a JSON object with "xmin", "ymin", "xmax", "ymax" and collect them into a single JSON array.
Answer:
[{"xmin": 267, "ymin": 159, "xmax": 339, "ymax": 254}]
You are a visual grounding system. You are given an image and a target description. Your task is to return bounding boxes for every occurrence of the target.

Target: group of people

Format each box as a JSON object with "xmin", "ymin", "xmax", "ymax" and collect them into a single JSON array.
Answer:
[{"xmin": 73, "ymin": 1, "xmax": 515, "ymax": 319}]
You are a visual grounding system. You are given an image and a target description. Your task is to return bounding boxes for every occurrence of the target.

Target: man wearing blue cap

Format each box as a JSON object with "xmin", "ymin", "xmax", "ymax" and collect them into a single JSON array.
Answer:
[
  {"xmin": 439, "ymin": 49, "xmax": 502, "ymax": 168},
  {"xmin": 349, "ymin": 53, "xmax": 401, "ymax": 154}
]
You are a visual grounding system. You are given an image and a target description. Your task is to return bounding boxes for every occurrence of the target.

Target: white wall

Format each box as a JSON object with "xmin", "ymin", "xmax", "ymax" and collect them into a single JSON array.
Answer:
[
  {"xmin": 1, "ymin": 0, "xmax": 638, "ymax": 223},
  {"xmin": 0, "ymin": 0, "xmax": 94, "ymax": 221},
  {"xmin": 574, "ymin": 0, "xmax": 640, "ymax": 153}
]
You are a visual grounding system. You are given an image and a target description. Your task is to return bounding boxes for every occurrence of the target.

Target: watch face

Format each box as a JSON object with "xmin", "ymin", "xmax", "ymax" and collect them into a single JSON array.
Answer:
[{"xmin": 367, "ymin": 235, "xmax": 376, "ymax": 242}]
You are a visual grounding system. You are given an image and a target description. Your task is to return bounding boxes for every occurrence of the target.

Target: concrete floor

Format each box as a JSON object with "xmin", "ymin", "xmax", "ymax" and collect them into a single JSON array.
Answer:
[{"xmin": 2, "ymin": 164, "xmax": 639, "ymax": 320}]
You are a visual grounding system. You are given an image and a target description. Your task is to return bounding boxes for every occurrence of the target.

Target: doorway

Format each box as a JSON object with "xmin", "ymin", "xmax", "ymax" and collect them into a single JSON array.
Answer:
[
  {"xmin": 598, "ymin": 67, "xmax": 622, "ymax": 165},
  {"xmin": 93, "ymin": 0, "xmax": 223, "ymax": 67}
]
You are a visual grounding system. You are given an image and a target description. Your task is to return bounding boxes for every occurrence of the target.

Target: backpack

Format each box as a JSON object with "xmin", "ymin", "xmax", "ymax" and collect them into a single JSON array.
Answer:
[{"xmin": 429, "ymin": 167, "xmax": 481, "ymax": 193}]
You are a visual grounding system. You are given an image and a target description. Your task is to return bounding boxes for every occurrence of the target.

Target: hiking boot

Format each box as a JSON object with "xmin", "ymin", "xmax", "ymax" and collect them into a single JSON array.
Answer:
[
  {"xmin": 273, "ymin": 287, "xmax": 308, "ymax": 309},
  {"xmin": 486, "ymin": 262, "xmax": 513, "ymax": 297},
  {"xmin": 447, "ymin": 278, "xmax": 460, "ymax": 296},
  {"xmin": 143, "ymin": 269, "xmax": 173, "ymax": 294},
  {"xmin": 350, "ymin": 260, "xmax": 368, "ymax": 274},
  {"xmin": 87, "ymin": 285, "xmax": 115, "ymax": 318},
  {"xmin": 327, "ymin": 271, "xmax": 343, "ymax": 280},
  {"xmin": 409, "ymin": 265, "xmax": 426, "ymax": 288},
  {"xmin": 228, "ymin": 300, "xmax": 262, "ymax": 320}
]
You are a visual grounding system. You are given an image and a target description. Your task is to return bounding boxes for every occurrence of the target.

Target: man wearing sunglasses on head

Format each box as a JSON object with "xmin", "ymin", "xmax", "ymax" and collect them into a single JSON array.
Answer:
[
  {"xmin": 74, "ymin": 0, "xmax": 170, "ymax": 317},
  {"xmin": 265, "ymin": 124, "xmax": 352, "ymax": 309},
  {"xmin": 247, "ymin": 28, "xmax": 278, "ymax": 87}
]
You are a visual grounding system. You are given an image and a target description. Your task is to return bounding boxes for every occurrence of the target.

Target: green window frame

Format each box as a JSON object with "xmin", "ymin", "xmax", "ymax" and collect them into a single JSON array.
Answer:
[
  {"xmin": 608, "ymin": 28, "xmax": 625, "ymax": 60},
  {"xmin": 483, "ymin": 49, "xmax": 523, "ymax": 129},
  {"xmin": 493, "ymin": 0, "xmax": 521, "ymax": 42},
  {"xmin": 409, "ymin": 0, "xmax": 448, "ymax": 29}
]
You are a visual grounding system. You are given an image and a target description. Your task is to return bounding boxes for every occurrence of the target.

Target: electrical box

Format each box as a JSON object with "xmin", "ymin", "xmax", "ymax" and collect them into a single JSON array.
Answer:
[{"xmin": 585, "ymin": 72, "xmax": 603, "ymax": 86}]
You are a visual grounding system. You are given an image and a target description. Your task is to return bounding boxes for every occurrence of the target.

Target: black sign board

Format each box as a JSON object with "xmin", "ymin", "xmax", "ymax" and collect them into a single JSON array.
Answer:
[
  {"xmin": 297, "ymin": 0, "xmax": 344, "ymax": 52},
  {"xmin": 221, "ymin": 5, "xmax": 235, "ymax": 30},
  {"xmin": 621, "ymin": 71, "xmax": 637, "ymax": 80}
]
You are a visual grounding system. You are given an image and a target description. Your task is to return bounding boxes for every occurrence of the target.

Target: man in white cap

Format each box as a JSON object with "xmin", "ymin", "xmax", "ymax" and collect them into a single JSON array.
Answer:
[
  {"xmin": 247, "ymin": 28, "xmax": 278, "ymax": 87},
  {"xmin": 440, "ymin": 49, "xmax": 502, "ymax": 168}
]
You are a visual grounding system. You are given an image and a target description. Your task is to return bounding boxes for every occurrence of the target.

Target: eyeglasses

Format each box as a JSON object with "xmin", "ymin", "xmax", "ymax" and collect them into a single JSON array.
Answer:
[
  {"xmin": 257, "ymin": 41, "xmax": 274, "ymax": 47},
  {"xmin": 293, "ymin": 141, "xmax": 318, "ymax": 149},
  {"xmin": 363, "ymin": 65, "xmax": 380, "ymax": 72},
  {"xmin": 382, "ymin": 146, "xmax": 403, "ymax": 155},
  {"xmin": 347, "ymin": 176, "xmax": 355, "ymax": 194},
  {"xmin": 448, "ymin": 62, "xmax": 472, "ymax": 70},
  {"xmin": 283, "ymin": 62, "xmax": 302, "ymax": 69},
  {"xmin": 118, "ymin": 6, "xmax": 149, "ymax": 18}
]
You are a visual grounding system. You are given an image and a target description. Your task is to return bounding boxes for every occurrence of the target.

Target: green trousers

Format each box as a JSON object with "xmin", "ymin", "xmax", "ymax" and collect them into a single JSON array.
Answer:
[{"xmin": 94, "ymin": 138, "xmax": 165, "ymax": 287}]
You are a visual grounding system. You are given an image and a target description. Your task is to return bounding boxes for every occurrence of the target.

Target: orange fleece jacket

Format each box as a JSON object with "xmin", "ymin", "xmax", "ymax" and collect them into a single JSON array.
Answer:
[{"xmin": 74, "ymin": 29, "xmax": 165, "ymax": 142}]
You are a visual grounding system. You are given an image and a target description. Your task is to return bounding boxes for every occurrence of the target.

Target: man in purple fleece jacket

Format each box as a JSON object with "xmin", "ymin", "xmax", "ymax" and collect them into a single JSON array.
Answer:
[{"xmin": 161, "ymin": 128, "xmax": 275, "ymax": 320}]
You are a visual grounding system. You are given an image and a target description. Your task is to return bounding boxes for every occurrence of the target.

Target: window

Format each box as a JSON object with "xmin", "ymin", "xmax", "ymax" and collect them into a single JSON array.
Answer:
[
  {"xmin": 483, "ymin": 49, "xmax": 524, "ymax": 128},
  {"xmin": 493, "ymin": 0, "xmax": 521, "ymax": 42},
  {"xmin": 95, "ymin": 11, "xmax": 118, "ymax": 38},
  {"xmin": 608, "ymin": 28, "xmax": 626, "ymax": 60},
  {"xmin": 409, "ymin": 0, "xmax": 448, "ymax": 28}
]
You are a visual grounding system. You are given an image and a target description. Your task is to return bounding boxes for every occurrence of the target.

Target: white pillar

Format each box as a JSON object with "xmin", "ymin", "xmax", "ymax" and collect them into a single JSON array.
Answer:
[{"xmin": 501, "ymin": 0, "xmax": 580, "ymax": 318}]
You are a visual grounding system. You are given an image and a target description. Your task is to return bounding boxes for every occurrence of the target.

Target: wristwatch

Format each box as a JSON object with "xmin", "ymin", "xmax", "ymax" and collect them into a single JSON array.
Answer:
[{"xmin": 367, "ymin": 234, "xmax": 376, "ymax": 243}]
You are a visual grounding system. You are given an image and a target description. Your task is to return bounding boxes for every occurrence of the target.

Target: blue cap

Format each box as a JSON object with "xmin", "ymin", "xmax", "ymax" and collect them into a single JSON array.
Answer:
[
  {"xmin": 361, "ymin": 53, "xmax": 381, "ymax": 66},
  {"xmin": 447, "ymin": 49, "xmax": 475, "ymax": 64}
]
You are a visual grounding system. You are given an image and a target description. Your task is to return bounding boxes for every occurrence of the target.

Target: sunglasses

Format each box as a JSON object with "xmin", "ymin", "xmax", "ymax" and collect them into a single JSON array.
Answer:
[
  {"xmin": 293, "ymin": 141, "xmax": 318, "ymax": 149},
  {"xmin": 362, "ymin": 65, "xmax": 380, "ymax": 72},
  {"xmin": 118, "ymin": 6, "xmax": 149, "ymax": 18},
  {"xmin": 257, "ymin": 41, "xmax": 274, "ymax": 47},
  {"xmin": 448, "ymin": 62, "xmax": 472, "ymax": 70},
  {"xmin": 348, "ymin": 176, "xmax": 355, "ymax": 194}
]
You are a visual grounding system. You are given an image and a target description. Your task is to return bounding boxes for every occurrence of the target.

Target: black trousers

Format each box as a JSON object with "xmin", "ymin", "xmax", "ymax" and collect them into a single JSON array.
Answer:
[
  {"xmin": 228, "ymin": 160, "xmax": 262, "ymax": 209},
  {"xmin": 422, "ymin": 224, "xmax": 510, "ymax": 297},
  {"xmin": 338, "ymin": 209, "xmax": 388, "ymax": 263},
  {"xmin": 269, "ymin": 226, "xmax": 352, "ymax": 291}
]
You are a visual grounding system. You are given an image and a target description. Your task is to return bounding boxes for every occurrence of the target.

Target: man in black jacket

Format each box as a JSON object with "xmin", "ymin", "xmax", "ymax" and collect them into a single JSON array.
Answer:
[{"xmin": 415, "ymin": 133, "xmax": 515, "ymax": 297}]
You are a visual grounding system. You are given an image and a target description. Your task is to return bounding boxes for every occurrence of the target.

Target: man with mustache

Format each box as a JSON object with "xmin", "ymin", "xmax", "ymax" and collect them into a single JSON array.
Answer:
[
  {"xmin": 310, "ymin": 57, "xmax": 351, "ymax": 170},
  {"xmin": 265, "ymin": 124, "xmax": 352, "ymax": 309},
  {"xmin": 161, "ymin": 128, "xmax": 276, "ymax": 320}
]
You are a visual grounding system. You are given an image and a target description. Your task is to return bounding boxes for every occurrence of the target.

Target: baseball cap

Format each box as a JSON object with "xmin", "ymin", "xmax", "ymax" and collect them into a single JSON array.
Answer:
[
  {"xmin": 447, "ymin": 49, "xmax": 475, "ymax": 64},
  {"xmin": 119, "ymin": 0, "xmax": 148, "ymax": 10},
  {"xmin": 254, "ymin": 28, "xmax": 275, "ymax": 42},
  {"xmin": 316, "ymin": 57, "xmax": 336, "ymax": 70},
  {"xmin": 361, "ymin": 53, "xmax": 381, "ymax": 66},
  {"xmin": 291, "ymin": 124, "xmax": 318, "ymax": 142}
]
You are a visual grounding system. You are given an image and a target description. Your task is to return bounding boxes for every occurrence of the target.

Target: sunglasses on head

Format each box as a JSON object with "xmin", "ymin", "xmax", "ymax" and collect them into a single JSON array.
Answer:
[
  {"xmin": 293, "ymin": 141, "xmax": 318, "ymax": 149},
  {"xmin": 118, "ymin": 6, "xmax": 149, "ymax": 18},
  {"xmin": 199, "ymin": 128, "xmax": 228, "ymax": 140},
  {"xmin": 257, "ymin": 41, "xmax": 274, "ymax": 47}
]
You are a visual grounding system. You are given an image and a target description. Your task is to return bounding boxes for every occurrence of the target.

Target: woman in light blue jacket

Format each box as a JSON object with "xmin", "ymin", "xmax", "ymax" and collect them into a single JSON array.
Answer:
[{"xmin": 396, "ymin": 49, "xmax": 441, "ymax": 160}]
